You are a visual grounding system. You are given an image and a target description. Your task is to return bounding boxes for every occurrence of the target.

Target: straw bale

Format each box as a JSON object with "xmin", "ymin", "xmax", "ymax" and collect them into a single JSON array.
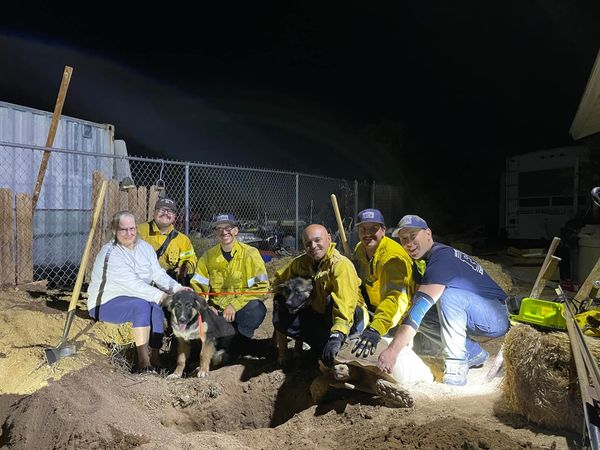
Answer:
[
  {"xmin": 473, "ymin": 256, "xmax": 513, "ymax": 293},
  {"xmin": 502, "ymin": 323, "xmax": 600, "ymax": 432},
  {"xmin": 93, "ymin": 321, "xmax": 135, "ymax": 346}
]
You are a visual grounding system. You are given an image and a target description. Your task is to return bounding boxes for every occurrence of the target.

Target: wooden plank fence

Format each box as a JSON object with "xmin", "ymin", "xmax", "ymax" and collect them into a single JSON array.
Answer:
[{"xmin": 0, "ymin": 170, "xmax": 159, "ymax": 287}]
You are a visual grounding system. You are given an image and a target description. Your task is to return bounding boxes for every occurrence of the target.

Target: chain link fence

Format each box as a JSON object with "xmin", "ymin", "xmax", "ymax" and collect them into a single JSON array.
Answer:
[{"xmin": 0, "ymin": 142, "xmax": 403, "ymax": 287}]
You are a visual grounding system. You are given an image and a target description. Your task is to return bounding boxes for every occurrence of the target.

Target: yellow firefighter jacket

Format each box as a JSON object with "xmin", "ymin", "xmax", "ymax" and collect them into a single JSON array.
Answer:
[
  {"xmin": 137, "ymin": 221, "xmax": 197, "ymax": 274},
  {"xmin": 191, "ymin": 240, "xmax": 269, "ymax": 311},
  {"xmin": 353, "ymin": 236, "xmax": 414, "ymax": 336},
  {"xmin": 274, "ymin": 243, "xmax": 366, "ymax": 336}
]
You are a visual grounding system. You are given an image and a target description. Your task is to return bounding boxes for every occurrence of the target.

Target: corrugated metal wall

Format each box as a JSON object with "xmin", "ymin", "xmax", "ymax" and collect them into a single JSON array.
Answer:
[{"xmin": 0, "ymin": 101, "xmax": 127, "ymax": 269}]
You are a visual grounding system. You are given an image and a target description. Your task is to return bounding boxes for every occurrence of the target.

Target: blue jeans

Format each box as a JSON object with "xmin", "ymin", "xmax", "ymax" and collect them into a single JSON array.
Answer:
[
  {"xmin": 89, "ymin": 296, "xmax": 164, "ymax": 349},
  {"xmin": 234, "ymin": 300, "xmax": 267, "ymax": 338},
  {"xmin": 272, "ymin": 295, "xmax": 367, "ymax": 353},
  {"xmin": 414, "ymin": 288, "xmax": 509, "ymax": 363}
]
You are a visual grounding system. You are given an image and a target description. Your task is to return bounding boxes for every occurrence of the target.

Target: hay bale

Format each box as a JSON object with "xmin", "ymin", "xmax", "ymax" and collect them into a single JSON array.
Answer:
[
  {"xmin": 473, "ymin": 256, "xmax": 513, "ymax": 292},
  {"xmin": 93, "ymin": 322, "xmax": 134, "ymax": 346},
  {"xmin": 503, "ymin": 323, "xmax": 600, "ymax": 432}
]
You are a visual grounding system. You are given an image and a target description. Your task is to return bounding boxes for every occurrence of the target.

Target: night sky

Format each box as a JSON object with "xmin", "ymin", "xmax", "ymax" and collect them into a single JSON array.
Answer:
[{"xmin": 2, "ymin": 2, "xmax": 600, "ymax": 233}]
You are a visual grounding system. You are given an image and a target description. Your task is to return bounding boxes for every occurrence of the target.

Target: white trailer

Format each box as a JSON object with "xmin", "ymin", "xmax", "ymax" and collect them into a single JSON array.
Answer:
[{"xmin": 502, "ymin": 146, "xmax": 591, "ymax": 240}]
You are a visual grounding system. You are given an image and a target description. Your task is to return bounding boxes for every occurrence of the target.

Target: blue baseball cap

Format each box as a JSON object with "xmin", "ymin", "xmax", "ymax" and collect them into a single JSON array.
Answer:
[
  {"xmin": 212, "ymin": 213, "xmax": 237, "ymax": 228},
  {"xmin": 392, "ymin": 215, "xmax": 428, "ymax": 237},
  {"xmin": 356, "ymin": 208, "xmax": 385, "ymax": 226}
]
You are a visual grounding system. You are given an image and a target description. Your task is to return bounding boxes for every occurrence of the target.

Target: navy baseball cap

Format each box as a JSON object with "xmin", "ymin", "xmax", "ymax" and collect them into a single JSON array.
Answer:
[
  {"xmin": 155, "ymin": 198, "xmax": 178, "ymax": 212},
  {"xmin": 212, "ymin": 213, "xmax": 237, "ymax": 228},
  {"xmin": 356, "ymin": 208, "xmax": 385, "ymax": 226},
  {"xmin": 392, "ymin": 215, "xmax": 428, "ymax": 237}
]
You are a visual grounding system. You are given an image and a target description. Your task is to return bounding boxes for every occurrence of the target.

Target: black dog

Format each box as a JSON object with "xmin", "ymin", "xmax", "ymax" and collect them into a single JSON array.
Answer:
[
  {"xmin": 164, "ymin": 290, "xmax": 236, "ymax": 378},
  {"xmin": 273, "ymin": 277, "xmax": 313, "ymax": 365}
]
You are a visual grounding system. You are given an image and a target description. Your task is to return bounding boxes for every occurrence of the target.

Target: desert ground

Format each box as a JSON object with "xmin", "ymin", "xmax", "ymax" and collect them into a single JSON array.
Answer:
[{"xmin": 0, "ymin": 257, "xmax": 579, "ymax": 450}]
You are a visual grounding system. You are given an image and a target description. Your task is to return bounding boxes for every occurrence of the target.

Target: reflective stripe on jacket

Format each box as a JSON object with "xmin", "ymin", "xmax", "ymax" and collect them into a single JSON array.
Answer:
[
  {"xmin": 274, "ymin": 243, "xmax": 365, "ymax": 336},
  {"xmin": 191, "ymin": 240, "xmax": 269, "ymax": 311},
  {"xmin": 87, "ymin": 239, "xmax": 183, "ymax": 310},
  {"xmin": 137, "ymin": 221, "xmax": 197, "ymax": 274},
  {"xmin": 353, "ymin": 236, "xmax": 414, "ymax": 336}
]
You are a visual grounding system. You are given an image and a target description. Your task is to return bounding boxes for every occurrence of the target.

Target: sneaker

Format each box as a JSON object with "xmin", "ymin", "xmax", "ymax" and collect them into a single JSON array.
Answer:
[
  {"xmin": 443, "ymin": 360, "xmax": 468, "ymax": 386},
  {"xmin": 468, "ymin": 349, "xmax": 489, "ymax": 369}
]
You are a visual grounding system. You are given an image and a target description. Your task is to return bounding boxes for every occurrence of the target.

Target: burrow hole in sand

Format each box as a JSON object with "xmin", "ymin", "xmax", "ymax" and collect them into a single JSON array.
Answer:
[{"xmin": 110, "ymin": 342, "xmax": 322, "ymax": 432}]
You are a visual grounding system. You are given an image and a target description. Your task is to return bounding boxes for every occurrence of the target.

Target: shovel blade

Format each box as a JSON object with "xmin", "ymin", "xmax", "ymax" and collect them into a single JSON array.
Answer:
[{"xmin": 44, "ymin": 344, "xmax": 76, "ymax": 365}]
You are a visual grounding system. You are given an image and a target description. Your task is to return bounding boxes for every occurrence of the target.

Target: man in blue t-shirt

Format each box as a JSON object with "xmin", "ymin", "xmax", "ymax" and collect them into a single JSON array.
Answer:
[{"xmin": 377, "ymin": 215, "xmax": 509, "ymax": 386}]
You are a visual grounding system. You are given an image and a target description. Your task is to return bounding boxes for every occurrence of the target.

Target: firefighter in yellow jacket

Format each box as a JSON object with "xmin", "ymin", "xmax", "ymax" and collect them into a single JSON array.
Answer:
[
  {"xmin": 272, "ymin": 224, "xmax": 368, "ymax": 366},
  {"xmin": 191, "ymin": 213, "xmax": 268, "ymax": 346},
  {"xmin": 137, "ymin": 198, "xmax": 197, "ymax": 285},
  {"xmin": 351, "ymin": 208, "xmax": 414, "ymax": 358}
]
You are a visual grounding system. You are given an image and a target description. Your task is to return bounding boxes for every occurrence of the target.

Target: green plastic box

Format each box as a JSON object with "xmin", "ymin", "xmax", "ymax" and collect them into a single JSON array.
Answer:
[{"xmin": 509, "ymin": 297, "xmax": 566, "ymax": 330}]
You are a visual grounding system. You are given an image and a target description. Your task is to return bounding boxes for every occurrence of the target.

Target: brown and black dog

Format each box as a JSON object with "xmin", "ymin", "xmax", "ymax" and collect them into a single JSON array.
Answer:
[
  {"xmin": 164, "ymin": 290, "xmax": 237, "ymax": 378},
  {"xmin": 273, "ymin": 277, "xmax": 314, "ymax": 366}
]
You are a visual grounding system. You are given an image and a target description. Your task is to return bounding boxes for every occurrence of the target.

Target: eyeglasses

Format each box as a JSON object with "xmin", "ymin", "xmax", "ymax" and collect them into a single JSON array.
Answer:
[
  {"xmin": 156, "ymin": 207, "xmax": 176, "ymax": 216},
  {"xmin": 214, "ymin": 226, "xmax": 234, "ymax": 234},
  {"xmin": 117, "ymin": 227, "xmax": 137, "ymax": 234}
]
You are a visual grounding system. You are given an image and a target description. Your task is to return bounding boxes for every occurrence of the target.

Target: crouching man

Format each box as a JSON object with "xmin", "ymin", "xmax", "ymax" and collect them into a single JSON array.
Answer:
[
  {"xmin": 377, "ymin": 215, "xmax": 510, "ymax": 386},
  {"xmin": 191, "ymin": 213, "xmax": 268, "ymax": 356},
  {"xmin": 350, "ymin": 208, "xmax": 432, "ymax": 384},
  {"xmin": 272, "ymin": 224, "xmax": 368, "ymax": 367},
  {"xmin": 137, "ymin": 197, "xmax": 197, "ymax": 285}
]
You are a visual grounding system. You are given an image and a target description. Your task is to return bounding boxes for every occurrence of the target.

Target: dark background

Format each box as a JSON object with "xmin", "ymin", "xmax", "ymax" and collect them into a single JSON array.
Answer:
[{"xmin": 2, "ymin": 2, "xmax": 600, "ymax": 234}]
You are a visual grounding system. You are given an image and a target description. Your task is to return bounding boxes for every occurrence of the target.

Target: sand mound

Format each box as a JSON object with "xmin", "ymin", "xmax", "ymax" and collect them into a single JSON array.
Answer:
[{"xmin": 0, "ymin": 273, "xmax": 571, "ymax": 449}]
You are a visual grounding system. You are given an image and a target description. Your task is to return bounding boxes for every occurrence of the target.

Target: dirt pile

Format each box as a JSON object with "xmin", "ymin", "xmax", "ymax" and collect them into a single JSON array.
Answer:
[{"xmin": 0, "ymin": 270, "xmax": 572, "ymax": 449}]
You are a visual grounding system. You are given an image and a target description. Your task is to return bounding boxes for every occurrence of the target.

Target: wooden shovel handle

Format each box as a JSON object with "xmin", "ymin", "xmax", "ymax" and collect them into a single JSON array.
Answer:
[
  {"xmin": 67, "ymin": 180, "xmax": 108, "ymax": 312},
  {"xmin": 331, "ymin": 194, "xmax": 351, "ymax": 256},
  {"xmin": 32, "ymin": 66, "xmax": 73, "ymax": 213}
]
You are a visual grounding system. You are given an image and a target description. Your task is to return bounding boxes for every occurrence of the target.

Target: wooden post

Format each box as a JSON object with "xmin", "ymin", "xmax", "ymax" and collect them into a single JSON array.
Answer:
[
  {"xmin": 105, "ymin": 179, "xmax": 120, "ymax": 241},
  {"xmin": 529, "ymin": 255, "xmax": 561, "ymax": 299},
  {"xmin": 137, "ymin": 186, "xmax": 147, "ymax": 224},
  {"xmin": 119, "ymin": 190, "xmax": 129, "ymax": 211},
  {"xmin": 0, "ymin": 189, "xmax": 15, "ymax": 285},
  {"xmin": 530, "ymin": 237, "xmax": 561, "ymax": 298},
  {"xmin": 16, "ymin": 193, "xmax": 33, "ymax": 284},
  {"xmin": 148, "ymin": 186, "xmax": 159, "ymax": 221},
  {"xmin": 128, "ymin": 187, "xmax": 138, "ymax": 221},
  {"xmin": 32, "ymin": 66, "xmax": 73, "ymax": 214}
]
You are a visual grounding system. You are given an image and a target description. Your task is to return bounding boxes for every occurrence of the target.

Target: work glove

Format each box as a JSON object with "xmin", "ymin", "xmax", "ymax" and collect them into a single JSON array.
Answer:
[
  {"xmin": 322, "ymin": 331, "xmax": 345, "ymax": 367},
  {"xmin": 351, "ymin": 327, "xmax": 381, "ymax": 358}
]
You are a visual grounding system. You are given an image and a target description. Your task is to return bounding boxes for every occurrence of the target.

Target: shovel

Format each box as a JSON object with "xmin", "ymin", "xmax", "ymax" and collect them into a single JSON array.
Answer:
[{"xmin": 45, "ymin": 180, "xmax": 108, "ymax": 364}]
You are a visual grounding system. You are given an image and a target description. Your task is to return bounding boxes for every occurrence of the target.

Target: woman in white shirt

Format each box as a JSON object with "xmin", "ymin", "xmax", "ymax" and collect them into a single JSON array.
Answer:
[{"xmin": 87, "ymin": 211, "xmax": 189, "ymax": 372}]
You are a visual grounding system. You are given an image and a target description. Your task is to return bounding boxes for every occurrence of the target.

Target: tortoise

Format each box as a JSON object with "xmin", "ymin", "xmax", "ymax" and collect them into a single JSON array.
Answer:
[{"xmin": 309, "ymin": 339, "xmax": 433, "ymax": 407}]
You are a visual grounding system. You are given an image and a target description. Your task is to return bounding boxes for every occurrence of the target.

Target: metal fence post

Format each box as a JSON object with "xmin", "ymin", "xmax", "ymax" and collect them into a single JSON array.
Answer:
[
  {"xmin": 184, "ymin": 162, "xmax": 190, "ymax": 235},
  {"xmin": 295, "ymin": 173, "xmax": 299, "ymax": 252}
]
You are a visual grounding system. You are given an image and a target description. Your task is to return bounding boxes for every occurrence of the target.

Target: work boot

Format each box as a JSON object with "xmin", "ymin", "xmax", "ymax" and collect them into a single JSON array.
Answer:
[
  {"xmin": 467, "ymin": 349, "xmax": 489, "ymax": 369},
  {"xmin": 443, "ymin": 359, "xmax": 469, "ymax": 386}
]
